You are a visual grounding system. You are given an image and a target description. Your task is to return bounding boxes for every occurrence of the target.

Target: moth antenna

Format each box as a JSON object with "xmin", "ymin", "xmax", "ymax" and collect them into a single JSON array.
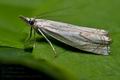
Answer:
[
  {"xmin": 35, "ymin": 6, "xmax": 75, "ymax": 18},
  {"xmin": 38, "ymin": 29, "xmax": 57, "ymax": 57}
]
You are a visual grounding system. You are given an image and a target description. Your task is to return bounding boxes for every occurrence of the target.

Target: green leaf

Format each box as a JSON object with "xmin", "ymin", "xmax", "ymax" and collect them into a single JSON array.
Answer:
[{"xmin": 0, "ymin": 0, "xmax": 120, "ymax": 80}]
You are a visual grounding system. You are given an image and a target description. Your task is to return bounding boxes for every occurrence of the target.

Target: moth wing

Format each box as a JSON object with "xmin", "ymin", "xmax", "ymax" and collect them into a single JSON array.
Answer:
[
  {"xmin": 40, "ymin": 28, "xmax": 109, "ymax": 55},
  {"xmin": 35, "ymin": 19, "xmax": 110, "ymax": 55}
]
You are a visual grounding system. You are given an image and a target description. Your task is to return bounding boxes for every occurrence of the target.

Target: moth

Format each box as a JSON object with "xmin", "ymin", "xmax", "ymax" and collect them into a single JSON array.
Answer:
[{"xmin": 20, "ymin": 16, "xmax": 111, "ymax": 55}]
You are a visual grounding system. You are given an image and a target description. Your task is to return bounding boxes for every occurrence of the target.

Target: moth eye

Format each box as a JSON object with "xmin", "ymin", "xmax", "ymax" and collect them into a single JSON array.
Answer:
[{"xmin": 29, "ymin": 20, "xmax": 34, "ymax": 25}]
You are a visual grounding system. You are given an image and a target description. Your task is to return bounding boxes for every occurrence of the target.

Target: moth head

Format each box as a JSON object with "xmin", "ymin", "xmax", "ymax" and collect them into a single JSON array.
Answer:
[{"xmin": 19, "ymin": 15, "xmax": 35, "ymax": 26}]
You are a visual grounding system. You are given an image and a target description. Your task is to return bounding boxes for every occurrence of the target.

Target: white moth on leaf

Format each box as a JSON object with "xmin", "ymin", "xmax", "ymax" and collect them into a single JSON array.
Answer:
[{"xmin": 20, "ymin": 16, "xmax": 111, "ymax": 55}]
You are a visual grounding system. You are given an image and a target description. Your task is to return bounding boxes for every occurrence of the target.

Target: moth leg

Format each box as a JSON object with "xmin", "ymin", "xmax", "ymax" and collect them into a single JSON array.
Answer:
[
  {"xmin": 25, "ymin": 27, "xmax": 33, "ymax": 42},
  {"xmin": 38, "ymin": 29, "xmax": 57, "ymax": 57},
  {"xmin": 33, "ymin": 30, "xmax": 36, "ymax": 48},
  {"xmin": 24, "ymin": 27, "xmax": 34, "ymax": 48}
]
